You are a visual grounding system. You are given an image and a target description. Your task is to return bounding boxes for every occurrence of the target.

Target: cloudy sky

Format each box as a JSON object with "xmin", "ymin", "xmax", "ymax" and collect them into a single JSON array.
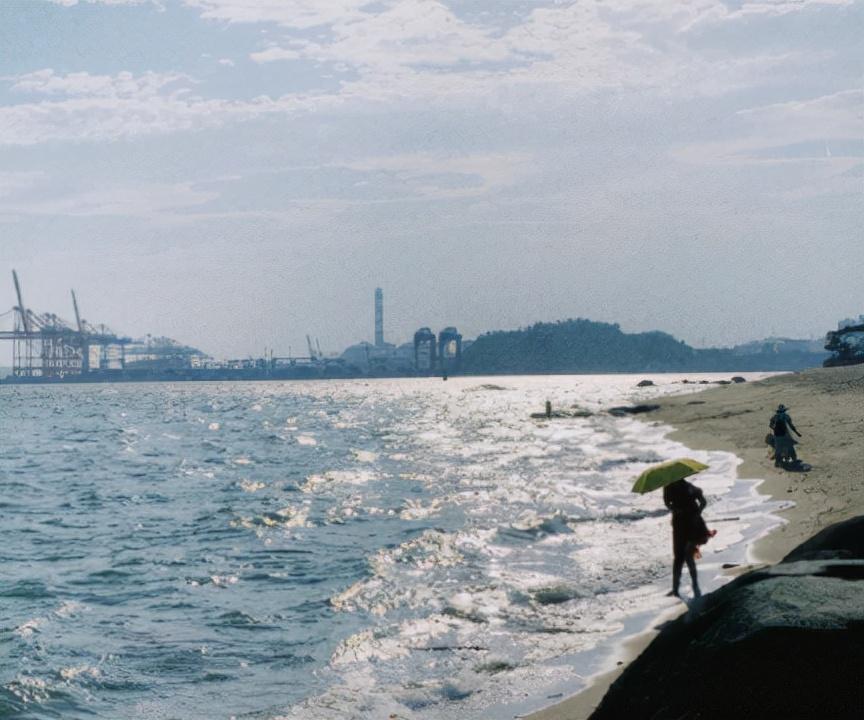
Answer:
[{"xmin": 1, "ymin": 0, "xmax": 861, "ymax": 358}]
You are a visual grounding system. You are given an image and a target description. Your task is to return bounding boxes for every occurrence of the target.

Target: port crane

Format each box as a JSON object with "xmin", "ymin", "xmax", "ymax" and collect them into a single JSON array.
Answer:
[{"xmin": 0, "ymin": 271, "xmax": 130, "ymax": 378}]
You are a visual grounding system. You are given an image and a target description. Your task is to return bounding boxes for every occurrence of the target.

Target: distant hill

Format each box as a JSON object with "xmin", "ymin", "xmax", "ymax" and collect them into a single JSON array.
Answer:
[{"xmin": 460, "ymin": 319, "xmax": 827, "ymax": 374}]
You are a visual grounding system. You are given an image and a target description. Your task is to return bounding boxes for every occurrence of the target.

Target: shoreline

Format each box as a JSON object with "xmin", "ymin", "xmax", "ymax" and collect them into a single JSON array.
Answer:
[{"xmin": 526, "ymin": 365, "xmax": 864, "ymax": 720}]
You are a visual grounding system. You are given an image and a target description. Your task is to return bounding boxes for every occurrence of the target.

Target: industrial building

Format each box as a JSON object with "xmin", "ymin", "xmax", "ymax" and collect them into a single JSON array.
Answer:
[
  {"xmin": 0, "ymin": 270, "xmax": 208, "ymax": 381},
  {"xmin": 337, "ymin": 289, "xmax": 465, "ymax": 375},
  {"xmin": 1, "ymin": 275, "xmax": 470, "ymax": 383}
]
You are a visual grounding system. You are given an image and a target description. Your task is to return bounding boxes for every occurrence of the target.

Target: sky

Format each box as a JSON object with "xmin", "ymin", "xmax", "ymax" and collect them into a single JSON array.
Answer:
[{"xmin": 0, "ymin": 0, "xmax": 861, "ymax": 360}]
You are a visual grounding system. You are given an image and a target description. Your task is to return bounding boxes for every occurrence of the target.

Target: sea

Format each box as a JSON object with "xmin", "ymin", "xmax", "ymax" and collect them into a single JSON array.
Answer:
[{"xmin": 0, "ymin": 374, "xmax": 785, "ymax": 720}]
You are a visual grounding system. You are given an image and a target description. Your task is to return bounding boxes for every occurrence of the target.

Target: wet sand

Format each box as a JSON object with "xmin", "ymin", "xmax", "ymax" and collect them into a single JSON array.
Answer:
[{"xmin": 527, "ymin": 365, "xmax": 864, "ymax": 720}]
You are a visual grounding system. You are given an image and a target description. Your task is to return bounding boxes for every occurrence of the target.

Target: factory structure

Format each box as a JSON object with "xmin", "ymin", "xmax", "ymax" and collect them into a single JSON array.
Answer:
[
  {"xmin": 0, "ymin": 270, "xmax": 212, "ymax": 381},
  {"xmin": 339, "ymin": 288, "xmax": 466, "ymax": 375},
  {"xmin": 1, "ymin": 273, "xmax": 467, "ymax": 383}
]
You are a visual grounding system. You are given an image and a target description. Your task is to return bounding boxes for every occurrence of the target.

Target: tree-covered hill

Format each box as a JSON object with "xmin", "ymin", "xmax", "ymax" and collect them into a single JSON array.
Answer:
[{"xmin": 460, "ymin": 319, "xmax": 825, "ymax": 374}]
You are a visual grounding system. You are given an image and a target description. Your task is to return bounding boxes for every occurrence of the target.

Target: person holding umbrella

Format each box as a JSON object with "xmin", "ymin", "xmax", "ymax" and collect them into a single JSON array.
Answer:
[{"xmin": 633, "ymin": 459, "xmax": 716, "ymax": 600}]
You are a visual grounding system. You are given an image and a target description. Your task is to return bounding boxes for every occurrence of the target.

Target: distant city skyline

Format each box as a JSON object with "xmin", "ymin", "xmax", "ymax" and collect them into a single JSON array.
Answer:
[{"xmin": 1, "ymin": 0, "xmax": 861, "ymax": 360}]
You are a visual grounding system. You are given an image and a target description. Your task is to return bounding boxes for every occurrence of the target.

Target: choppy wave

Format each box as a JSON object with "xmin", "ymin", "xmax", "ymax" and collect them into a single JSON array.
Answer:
[{"xmin": 0, "ymin": 374, "xmax": 784, "ymax": 719}]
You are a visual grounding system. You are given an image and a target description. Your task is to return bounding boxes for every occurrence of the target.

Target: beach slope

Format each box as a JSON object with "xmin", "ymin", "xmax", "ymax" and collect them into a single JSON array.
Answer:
[{"xmin": 528, "ymin": 364, "xmax": 864, "ymax": 720}]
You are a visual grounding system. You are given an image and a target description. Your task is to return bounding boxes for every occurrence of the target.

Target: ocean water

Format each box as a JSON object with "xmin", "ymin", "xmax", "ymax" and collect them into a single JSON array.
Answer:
[{"xmin": 0, "ymin": 375, "xmax": 784, "ymax": 719}]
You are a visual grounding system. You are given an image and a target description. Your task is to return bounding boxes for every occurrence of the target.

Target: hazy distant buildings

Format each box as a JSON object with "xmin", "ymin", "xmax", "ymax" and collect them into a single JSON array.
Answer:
[
  {"xmin": 839, "ymin": 315, "xmax": 864, "ymax": 330},
  {"xmin": 413, "ymin": 327, "xmax": 437, "ymax": 371},
  {"xmin": 337, "ymin": 288, "xmax": 464, "ymax": 375},
  {"xmin": 438, "ymin": 327, "xmax": 462, "ymax": 368},
  {"xmin": 374, "ymin": 288, "xmax": 384, "ymax": 347}
]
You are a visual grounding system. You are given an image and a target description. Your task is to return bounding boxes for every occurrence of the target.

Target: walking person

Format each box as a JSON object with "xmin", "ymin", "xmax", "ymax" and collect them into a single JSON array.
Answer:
[
  {"xmin": 770, "ymin": 404, "xmax": 802, "ymax": 468},
  {"xmin": 631, "ymin": 458, "xmax": 716, "ymax": 601},
  {"xmin": 663, "ymin": 478, "xmax": 713, "ymax": 599}
]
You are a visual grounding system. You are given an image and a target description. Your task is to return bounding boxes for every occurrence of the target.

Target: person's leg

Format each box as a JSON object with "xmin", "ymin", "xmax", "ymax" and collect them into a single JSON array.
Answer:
[
  {"xmin": 685, "ymin": 541, "xmax": 701, "ymax": 598},
  {"xmin": 669, "ymin": 555, "xmax": 683, "ymax": 596},
  {"xmin": 669, "ymin": 529, "xmax": 684, "ymax": 596}
]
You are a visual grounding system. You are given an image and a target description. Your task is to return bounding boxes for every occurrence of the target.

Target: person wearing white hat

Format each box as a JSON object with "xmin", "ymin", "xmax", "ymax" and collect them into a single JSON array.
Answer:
[{"xmin": 770, "ymin": 404, "xmax": 802, "ymax": 468}]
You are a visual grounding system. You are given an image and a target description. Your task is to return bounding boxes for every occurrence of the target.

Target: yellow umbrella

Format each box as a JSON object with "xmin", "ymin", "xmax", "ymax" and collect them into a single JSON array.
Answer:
[{"xmin": 631, "ymin": 458, "xmax": 709, "ymax": 494}]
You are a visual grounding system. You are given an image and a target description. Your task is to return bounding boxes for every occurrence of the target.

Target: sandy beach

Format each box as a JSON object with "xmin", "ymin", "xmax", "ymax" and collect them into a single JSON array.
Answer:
[{"xmin": 527, "ymin": 364, "xmax": 864, "ymax": 720}]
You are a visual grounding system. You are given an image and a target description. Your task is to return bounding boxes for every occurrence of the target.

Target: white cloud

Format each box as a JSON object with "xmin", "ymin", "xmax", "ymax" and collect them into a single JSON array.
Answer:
[
  {"xmin": 735, "ymin": 88, "xmax": 863, "ymax": 134},
  {"xmin": 727, "ymin": 0, "xmax": 855, "ymax": 20},
  {"xmin": 48, "ymin": 0, "xmax": 160, "ymax": 6},
  {"xmin": 337, "ymin": 151, "xmax": 537, "ymax": 198},
  {"xmin": 249, "ymin": 46, "xmax": 303, "ymax": 64},
  {"xmin": 0, "ymin": 180, "xmax": 217, "ymax": 219},
  {"xmin": 12, "ymin": 69, "xmax": 189, "ymax": 97},
  {"xmin": 0, "ymin": 70, "xmax": 341, "ymax": 145},
  {"xmin": 183, "ymin": 0, "xmax": 373, "ymax": 29},
  {"xmin": 0, "ymin": 171, "xmax": 46, "ymax": 197},
  {"xmin": 240, "ymin": 0, "xmax": 858, "ymax": 106},
  {"xmin": 675, "ymin": 89, "xmax": 864, "ymax": 166}
]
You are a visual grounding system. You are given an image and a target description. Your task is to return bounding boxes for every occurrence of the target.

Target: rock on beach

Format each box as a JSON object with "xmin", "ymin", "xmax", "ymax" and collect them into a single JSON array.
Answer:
[{"xmin": 589, "ymin": 516, "xmax": 864, "ymax": 720}]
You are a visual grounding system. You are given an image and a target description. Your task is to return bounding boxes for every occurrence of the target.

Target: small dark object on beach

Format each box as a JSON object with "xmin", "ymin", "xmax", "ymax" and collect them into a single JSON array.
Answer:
[
  {"xmin": 715, "ymin": 380, "xmax": 732, "ymax": 385},
  {"xmin": 531, "ymin": 405, "xmax": 594, "ymax": 420},
  {"xmin": 530, "ymin": 408, "xmax": 593, "ymax": 419},
  {"xmin": 607, "ymin": 404, "xmax": 661, "ymax": 417},
  {"xmin": 687, "ymin": 400, "xmax": 706, "ymax": 405},
  {"xmin": 731, "ymin": 376, "xmax": 747, "ymax": 383},
  {"xmin": 637, "ymin": 379, "xmax": 655, "ymax": 387}
]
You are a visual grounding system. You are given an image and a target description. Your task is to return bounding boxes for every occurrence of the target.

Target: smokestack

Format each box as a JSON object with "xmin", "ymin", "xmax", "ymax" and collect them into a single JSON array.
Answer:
[{"xmin": 374, "ymin": 288, "xmax": 384, "ymax": 347}]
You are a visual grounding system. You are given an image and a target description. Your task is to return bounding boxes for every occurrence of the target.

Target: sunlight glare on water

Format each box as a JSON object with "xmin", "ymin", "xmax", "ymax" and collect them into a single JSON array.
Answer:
[{"xmin": 0, "ymin": 375, "xmax": 781, "ymax": 719}]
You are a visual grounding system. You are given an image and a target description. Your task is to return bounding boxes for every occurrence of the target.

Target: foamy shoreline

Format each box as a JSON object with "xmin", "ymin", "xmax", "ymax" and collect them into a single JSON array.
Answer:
[
  {"xmin": 525, "ymin": 365, "xmax": 864, "ymax": 720},
  {"xmin": 522, "ymin": 415, "xmax": 784, "ymax": 719}
]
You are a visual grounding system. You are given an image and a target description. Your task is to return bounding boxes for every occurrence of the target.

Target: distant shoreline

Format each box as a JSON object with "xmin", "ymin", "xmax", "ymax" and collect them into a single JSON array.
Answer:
[{"xmin": 0, "ymin": 365, "xmax": 828, "ymax": 386}]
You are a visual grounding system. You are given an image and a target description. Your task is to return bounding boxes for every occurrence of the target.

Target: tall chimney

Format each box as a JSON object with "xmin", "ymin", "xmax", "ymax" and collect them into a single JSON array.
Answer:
[{"xmin": 374, "ymin": 288, "xmax": 384, "ymax": 347}]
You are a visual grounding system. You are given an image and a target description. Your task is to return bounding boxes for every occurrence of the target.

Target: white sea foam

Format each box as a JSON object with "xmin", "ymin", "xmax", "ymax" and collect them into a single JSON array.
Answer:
[
  {"xmin": 352, "ymin": 449, "xmax": 378, "ymax": 463},
  {"xmin": 59, "ymin": 665, "xmax": 101, "ymax": 681},
  {"xmin": 287, "ymin": 373, "xmax": 786, "ymax": 720},
  {"xmin": 6, "ymin": 676, "xmax": 50, "ymax": 704},
  {"xmin": 239, "ymin": 479, "xmax": 265, "ymax": 493},
  {"xmin": 302, "ymin": 470, "xmax": 377, "ymax": 493},
  {"xmin": 15, "ymin": 618, "xmax": 44, "ymax": 638},
  {"xmin": 210, "ymin": 575, "xmax": 239, "ymax": 587},
  {"xmin": 54, "ymin": 600, "xmax": 85, "ymax": 618}
]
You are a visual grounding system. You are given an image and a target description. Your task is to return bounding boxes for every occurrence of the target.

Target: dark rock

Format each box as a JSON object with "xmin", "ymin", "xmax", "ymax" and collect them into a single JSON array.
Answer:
[
  {"xmin": 607, "ymin": 404, "xmax": 661, "ymax": 417},
  {"xmin": 637, "ymin": 379, "xmax": 655, "ymax": 387},
  {"xmin": 532, "ymin": 586, "xmax": 581, "ymax": 605},
  {"xmin": 731, "ymin": 376, "xmax": 747, "ymax": 383},
  {"xmin": 714, "ymin": 379, "xmax": 732, "ymax": 385},
  {"xmin": 784, "ymin": 516, "xmax": 864, "ymax": 562},
  {"xmin": 590, "ymin": 517, "xmax": 864, "ymax": 720}
]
